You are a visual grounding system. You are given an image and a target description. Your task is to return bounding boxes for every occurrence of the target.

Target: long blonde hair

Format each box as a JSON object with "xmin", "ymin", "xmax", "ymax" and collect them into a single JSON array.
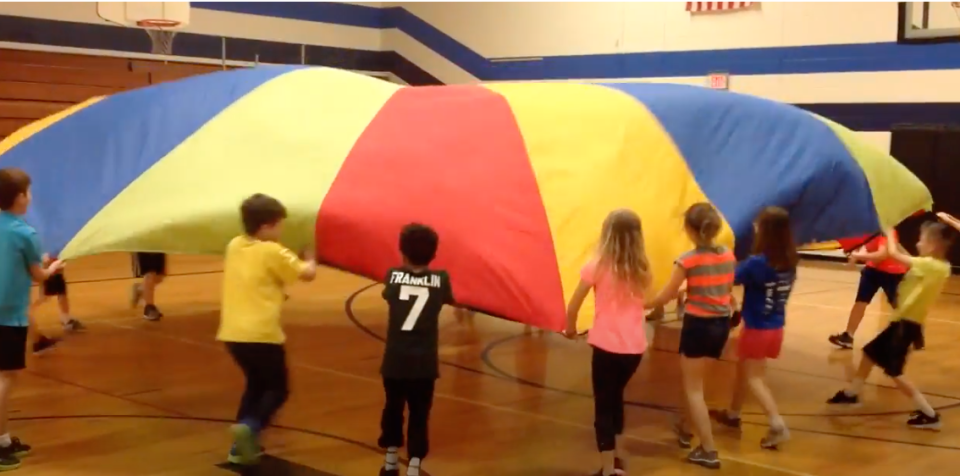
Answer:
[{"xmin": 598, "ymin": 209, "xmax": 652, "ymax": 292}]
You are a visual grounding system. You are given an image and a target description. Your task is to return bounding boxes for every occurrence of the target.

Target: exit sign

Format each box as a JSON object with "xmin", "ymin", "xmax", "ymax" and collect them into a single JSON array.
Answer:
[{"xmin": 707, "ymin": 72, "xmax": 729, "ymax": 90}]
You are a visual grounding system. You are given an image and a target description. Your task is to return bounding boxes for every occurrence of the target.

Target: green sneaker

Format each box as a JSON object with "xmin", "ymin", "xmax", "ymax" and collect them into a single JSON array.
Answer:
[
  {"xmin": 227, "ymin": 444, "xmax": 265, "ymax": 465},
  {"xmin": 229, "ymin": 424, "xmax": 259, "ymax": 465}
]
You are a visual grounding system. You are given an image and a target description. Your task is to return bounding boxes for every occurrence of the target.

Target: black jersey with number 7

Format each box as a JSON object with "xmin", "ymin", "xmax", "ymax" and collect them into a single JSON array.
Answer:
[{"xmin": 380, "ymin": 267, "xmax": 454, "ymax": 380}]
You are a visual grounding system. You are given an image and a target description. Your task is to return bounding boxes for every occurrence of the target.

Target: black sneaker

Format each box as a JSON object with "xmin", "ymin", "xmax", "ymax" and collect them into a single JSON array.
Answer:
[
  {"xmin": 7, "ymin": 438, "xmax": 30, "ymax": 458},
  {"xmin": 33, "ymin": 335, "xmax": 60, "ymax": 355},
  {"xmin": 0, "ymin": 453, "xmax": 19, "ymax": 471},
  {"xmin": 143, "ymin": 304, "xmax": 163, "ymax": 322},
  {"xmin": 686, "ymin": 445, "xmax": 720, "ymax": 469},
  {"xmin": 828, "ymin": 332, "xmax": 854, "ymax": 349},
  {"xmin": 712, "ymin": 410, "xmax": 742, "ymax": 430},
  {"xmin": 907, "ymin": 411, "xmax": 941, "ymax": 430},
  {"xmin": 379, "ymin": 468, "xmax": 400, "ymax": 476},
  {"xmin": 826, "ymin": 390, "xmax": 859, "ymax": 405},
  {"xmin": 63, "ymin": 318, "xmax": 86, "ymax": 332},
  {"xmin": 0, "ymin": 438, "xmax": 30, "ymax": 458}
]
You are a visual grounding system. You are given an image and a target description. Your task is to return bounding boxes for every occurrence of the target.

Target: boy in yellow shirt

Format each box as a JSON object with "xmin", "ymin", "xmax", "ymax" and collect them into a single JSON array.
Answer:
[
  {"xmin": 827, "ymin": 221, "xmax": 954, "ymax": 430},
  {"xmin": 217, "ymin": 193, "xmax": 317, "ymax": 465}
]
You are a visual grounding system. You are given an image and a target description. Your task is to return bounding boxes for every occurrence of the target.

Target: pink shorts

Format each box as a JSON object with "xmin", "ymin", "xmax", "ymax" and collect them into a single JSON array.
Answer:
[{"xmin": 737, "ymin": 327, "xmax": 784, "ymax": 360}]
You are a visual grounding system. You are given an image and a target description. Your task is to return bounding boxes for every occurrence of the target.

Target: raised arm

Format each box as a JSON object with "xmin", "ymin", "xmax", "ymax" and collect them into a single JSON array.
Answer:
[
  {"xmin": 937, "ymin": 212, "xmax": 960, "ymax": 233},
  {"xmin": 883, "ymin": 228, "xmax": 912, "ymax": 267}
]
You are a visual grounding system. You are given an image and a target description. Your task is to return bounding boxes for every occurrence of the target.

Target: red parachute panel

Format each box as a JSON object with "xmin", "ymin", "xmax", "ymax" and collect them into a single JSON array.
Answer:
[{"xmin": 316, "ymin": 85, "xmax": 564, "ymax": 329}]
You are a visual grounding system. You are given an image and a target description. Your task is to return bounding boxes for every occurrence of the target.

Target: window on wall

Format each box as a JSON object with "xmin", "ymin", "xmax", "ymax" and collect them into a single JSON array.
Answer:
[{"xmin": 891, "ymin": 127, "xmax": 960, "ymax": 267}]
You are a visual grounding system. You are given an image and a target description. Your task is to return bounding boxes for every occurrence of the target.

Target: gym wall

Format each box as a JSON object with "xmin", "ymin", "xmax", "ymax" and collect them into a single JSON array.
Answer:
[{"xmin": 1, "ymin": 1, "xmax": 958, "ymax": 143}]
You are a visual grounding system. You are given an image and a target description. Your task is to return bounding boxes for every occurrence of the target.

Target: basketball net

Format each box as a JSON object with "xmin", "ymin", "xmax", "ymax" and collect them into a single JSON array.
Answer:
[{"xmin": 138, "ymin": 20, "xmax": 179, "ymax": 55}]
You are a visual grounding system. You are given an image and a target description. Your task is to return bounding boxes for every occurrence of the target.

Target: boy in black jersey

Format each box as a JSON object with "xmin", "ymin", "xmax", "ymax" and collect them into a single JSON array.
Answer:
[{"xmin": 379, "ymin": 224, "xmax": 453, "ymax": 476}]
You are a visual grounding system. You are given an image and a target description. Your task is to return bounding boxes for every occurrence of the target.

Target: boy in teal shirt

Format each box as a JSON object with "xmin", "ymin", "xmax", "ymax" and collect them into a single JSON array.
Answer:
[{"xmin": 0, "ymin": 167, "xmax": 65, "ymax": 470}]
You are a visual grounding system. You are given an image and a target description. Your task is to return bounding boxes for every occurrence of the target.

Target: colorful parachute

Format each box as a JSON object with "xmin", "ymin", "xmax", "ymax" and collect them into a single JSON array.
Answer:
[{"xmin": 0, "ymin": 66, "xmax": 932, "ymax": 331}]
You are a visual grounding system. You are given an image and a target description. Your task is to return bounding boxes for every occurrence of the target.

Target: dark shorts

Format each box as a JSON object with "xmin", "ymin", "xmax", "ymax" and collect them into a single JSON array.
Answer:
[
  {"xmin": 43, "ymin": 273, "xmax": 67, "ymax": 296},
  {"xmin": 132, "ymin": 253, "xmax": 167, "ymax": 277},
  {"xmin": 856, "ymin": 267, "xmax": 903, "ymax": 305},
  {"xmin": 0, "ymin": 326, "xmax": 29, "ymax": 371},
  {"xmin": 863, "ymin": 319, "xmax": 923, "ymax": 378},
  {"xmin": 679, "ymin": 314, "xmax": 731, "ymax": 359}
]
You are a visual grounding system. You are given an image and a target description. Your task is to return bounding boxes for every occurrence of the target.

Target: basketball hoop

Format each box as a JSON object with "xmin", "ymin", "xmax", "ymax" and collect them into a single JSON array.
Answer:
[
  {"xmin": 137, "ymin": 19, "xmax": 180, "ymax": 55},
  {"xmin": 136, "ymin": 18, "xmax": 181, "ymax": 28}
]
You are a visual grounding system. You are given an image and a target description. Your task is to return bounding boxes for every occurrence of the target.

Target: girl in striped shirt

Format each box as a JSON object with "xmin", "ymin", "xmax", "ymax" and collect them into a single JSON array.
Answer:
[{"xmin": 646, "ymin": 202, "xmax": 735, "ymax": 470}]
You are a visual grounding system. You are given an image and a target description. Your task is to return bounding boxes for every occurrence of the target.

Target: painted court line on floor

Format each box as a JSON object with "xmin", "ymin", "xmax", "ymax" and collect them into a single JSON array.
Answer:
[
  {"xmin": 790, "ymin": 300, "xmax": 960, "ymax": 326},
  {"xmin": 101, "ymin": 320, "xmax": 817, "ymax": 476}
]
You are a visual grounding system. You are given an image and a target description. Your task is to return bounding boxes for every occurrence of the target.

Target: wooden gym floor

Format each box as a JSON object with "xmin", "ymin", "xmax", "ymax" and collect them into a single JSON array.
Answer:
[{"xmin": 15, "ymin": 253, "xmax": 960, "ymax": 475}]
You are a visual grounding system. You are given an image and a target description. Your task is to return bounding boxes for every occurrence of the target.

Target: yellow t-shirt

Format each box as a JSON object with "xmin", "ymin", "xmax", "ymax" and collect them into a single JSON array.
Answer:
[
  {"xmin": 895, "ymin": 256, "xmax": 951, "ymax": 325},
  {"xmin": 217, "ymin": 235, "xmax": 307, "ymax": 344}
]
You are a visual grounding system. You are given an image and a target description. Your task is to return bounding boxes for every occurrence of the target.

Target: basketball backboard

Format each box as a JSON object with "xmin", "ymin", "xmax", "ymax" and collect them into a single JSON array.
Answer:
[
  {"xmin": 97, "ymin": 2, "xmax": 190, "ymax": 30},
  {"xmin": 899, "ymin": 2, "xmax": 960, "ymax": 43}
]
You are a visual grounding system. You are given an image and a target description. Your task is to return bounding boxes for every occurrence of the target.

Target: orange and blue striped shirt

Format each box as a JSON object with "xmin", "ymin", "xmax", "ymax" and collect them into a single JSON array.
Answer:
[{"xmin": 676, "ymin": 246, "xmax": 736, "ymax": 317}]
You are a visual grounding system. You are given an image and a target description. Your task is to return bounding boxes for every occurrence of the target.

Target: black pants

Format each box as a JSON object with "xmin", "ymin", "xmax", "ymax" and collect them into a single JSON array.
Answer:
[
  {"xmin": 226, "ymin": 342, "xmax": 289, "ymax": 432},
  {"xmin": 591, "ymin": 346, "xmax": 643, "ymax": 452},
  {"xmin": 379, "ymin": 378, "xmax": 436, "ymax": 459}
]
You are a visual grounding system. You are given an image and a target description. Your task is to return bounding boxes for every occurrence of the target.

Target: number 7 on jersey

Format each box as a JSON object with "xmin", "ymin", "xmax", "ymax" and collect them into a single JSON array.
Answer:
[{"xmin": 399, "ymin": 285, "xmax": 430, "ymax": 331}]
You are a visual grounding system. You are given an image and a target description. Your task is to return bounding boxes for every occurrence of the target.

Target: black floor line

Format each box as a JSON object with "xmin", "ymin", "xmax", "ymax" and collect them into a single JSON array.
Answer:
[{"xmin": 345, "ymin": 283, "xmax": 960, "ymax": 452}]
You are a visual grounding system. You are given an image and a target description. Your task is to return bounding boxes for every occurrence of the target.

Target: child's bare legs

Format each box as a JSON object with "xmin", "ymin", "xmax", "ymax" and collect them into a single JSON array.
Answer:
[
  {"xmin": 672, "ymin": 383, "xmax": 694, "ymax": 447},
  {"xmin": 846, "ymin": 354, "xmax": 874, "ymax": 395},
  {"xmin": 143, "ymin": 272, "xmax": 164, "ymax": 307},
  {"xmin": 0, "ymin": 370, "xmax": 18, "ymax": 437},
  {"xmin": 740, "ymin": 359, "xmax": 789, "ymax": 447},
  {"xmin": 680, "ymin": 356, "xmax": 715, "ymax": 451},
  {"xmin": 0, "ymin": 367, "xmax": 29, "ymax": 467},
  {"xmin": 891, "ymin": 374, "xmax": 936, "ymax": 417},
  {"xmin": 844, "ymin": 302, "xmax": 868, "ymax": 336},
  {"xmin": 714, "ymin": 359, "xmax": 747, "ymax": 429},
  {"xmin": 742, "ymin": 360, "xmax": 778, "ymax": 420},
  {"xmin": 614, "ymin": 433, "xmax": 628, "ymax": 469},
  {"xmin": 137, "ymin": 272, "xmax": 165, "ymax": 321}
]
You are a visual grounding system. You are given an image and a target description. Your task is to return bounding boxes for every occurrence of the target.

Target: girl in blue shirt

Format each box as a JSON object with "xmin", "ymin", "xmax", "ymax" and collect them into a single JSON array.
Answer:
[{"xmin": 714, "ymin": 207, "xmax": 797, "ymax": 450}]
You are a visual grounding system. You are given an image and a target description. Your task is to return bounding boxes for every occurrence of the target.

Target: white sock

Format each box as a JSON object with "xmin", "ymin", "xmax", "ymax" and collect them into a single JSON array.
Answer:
[
  {"xmin": 845, "ymin": 378, "xmax": 865, "ymax": 397},
  {"xmin": 769, "ymin": 414, "xmax": 785, "ymax": 430},
  {"xmin": 384, "ymin": 447, "xmax": 399, "ymax": 470},
  {"xmin": 911, "ymin": 390, "xmax": 936, "ymax": 418},
  {"xmin": 728, "ymin": 410, "xmax": 741, "ymax": 419},
  {"xmin": 0, "ymin": 434, "xmax": 11, "ymax": 447},
  {"xmin": 407, "ymin": 457, "xmax": 421, "ymax": 476}
]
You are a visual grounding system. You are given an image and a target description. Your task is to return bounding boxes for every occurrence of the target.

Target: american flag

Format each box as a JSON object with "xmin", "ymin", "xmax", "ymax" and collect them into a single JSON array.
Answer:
[{"xmin": 686, "ymin": 2, "xmax": 754, "ymax": 12}]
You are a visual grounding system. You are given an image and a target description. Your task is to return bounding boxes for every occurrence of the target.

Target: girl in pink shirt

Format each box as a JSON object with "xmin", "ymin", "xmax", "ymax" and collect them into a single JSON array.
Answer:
[{"xmin": 565, "ymin": 209, "xmax": 651, "ymax": 476}]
